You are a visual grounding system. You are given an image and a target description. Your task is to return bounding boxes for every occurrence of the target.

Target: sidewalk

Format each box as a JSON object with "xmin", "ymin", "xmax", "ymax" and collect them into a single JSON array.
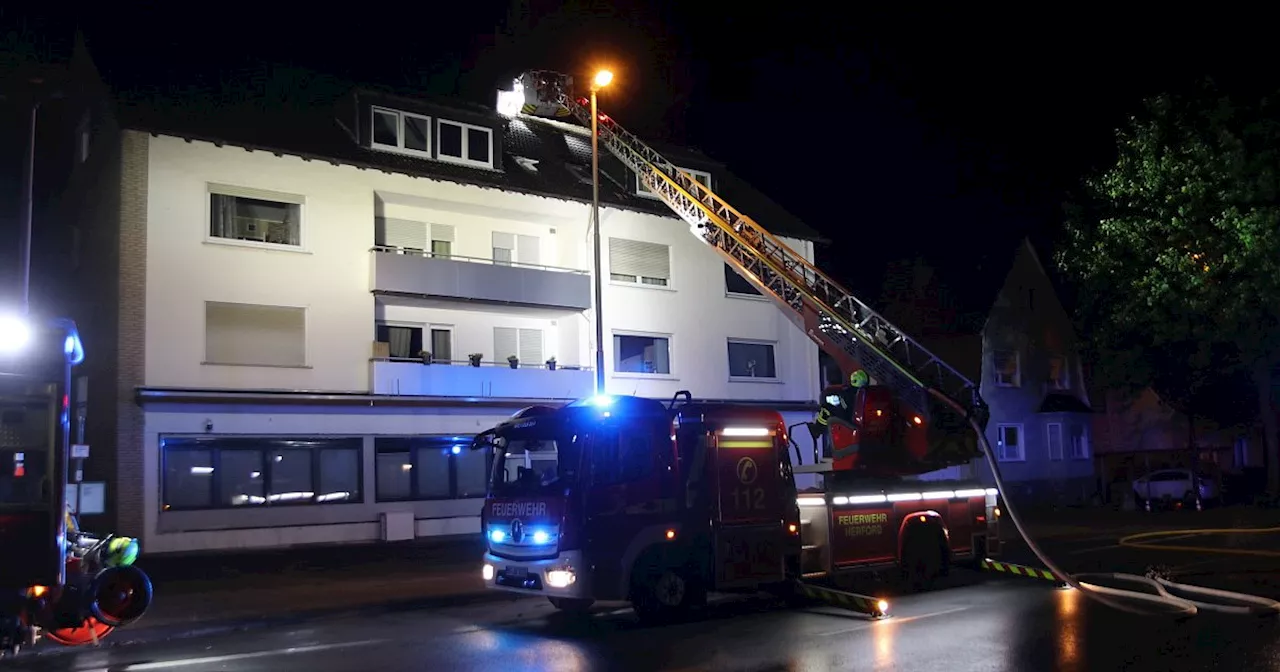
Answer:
[{"xmin": 116, "ymin": 537, "xmax": 503, "ymax": 641}]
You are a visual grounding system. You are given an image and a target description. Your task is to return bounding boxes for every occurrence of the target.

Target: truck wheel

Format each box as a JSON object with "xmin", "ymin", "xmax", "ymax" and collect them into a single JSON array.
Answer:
[
  {"xmin": 632, "ymin": 567, "xmax": 705, "ymax": 624},
  {"xmin": 547, "ymin": 597, "xmax": 594, "ymax": 613},
  {"xmin": 901, "ymin": 532, "xmax": 942, "ymax": 591}
]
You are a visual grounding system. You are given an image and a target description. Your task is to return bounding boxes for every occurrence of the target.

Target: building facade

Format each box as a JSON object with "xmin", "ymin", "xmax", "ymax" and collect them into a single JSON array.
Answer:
[{"xmin": 52, "ymin": 52, "xmax": 824, "ymax": 552}]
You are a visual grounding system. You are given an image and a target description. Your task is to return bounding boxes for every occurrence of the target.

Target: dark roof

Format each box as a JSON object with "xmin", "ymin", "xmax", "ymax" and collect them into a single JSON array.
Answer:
[
  {"xmin": 108, "ymin": 78, "xmax": 823, "ymax": 241},
  {"xmin": 1036, "ymin": 392, "xmax": 1095, "ymax": 414}
]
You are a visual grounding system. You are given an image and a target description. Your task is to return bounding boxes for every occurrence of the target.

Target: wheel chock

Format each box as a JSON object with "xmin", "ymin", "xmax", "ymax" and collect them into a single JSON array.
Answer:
[
  {"xmin": 980, "ymin": 558, "xmax": 1068, "ymax": 588},
  {"xmin": 793, "ymin": 581, "xmax": 889, "ymax": 618}
]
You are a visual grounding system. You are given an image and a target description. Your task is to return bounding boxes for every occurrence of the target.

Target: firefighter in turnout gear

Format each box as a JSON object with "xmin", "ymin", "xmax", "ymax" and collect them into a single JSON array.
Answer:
[{"xmin": 812, "ymin": 370, "xmax": 869, "ymax": 458}]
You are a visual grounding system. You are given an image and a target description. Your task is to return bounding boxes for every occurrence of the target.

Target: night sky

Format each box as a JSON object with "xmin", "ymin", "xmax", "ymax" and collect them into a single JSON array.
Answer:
[{"xmin": 0, "ymin": 4, "xmax": 1273, "ymax": 317}]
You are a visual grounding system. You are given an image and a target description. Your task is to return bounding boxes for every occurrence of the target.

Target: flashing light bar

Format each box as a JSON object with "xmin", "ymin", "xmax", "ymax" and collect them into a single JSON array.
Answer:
[
  {"xmin": 721, "ymin": 427, "xmax": 770, "ymax": 437},
  {"xmin": 797, "ymin": 488, "xmax": 1000, "ymax": 507}
]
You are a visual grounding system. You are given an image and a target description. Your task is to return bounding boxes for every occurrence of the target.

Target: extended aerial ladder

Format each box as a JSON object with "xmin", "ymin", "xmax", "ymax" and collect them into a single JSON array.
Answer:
[{"xmin": 506, "ymin": 71, "xmax": 989, "ymax": 476}]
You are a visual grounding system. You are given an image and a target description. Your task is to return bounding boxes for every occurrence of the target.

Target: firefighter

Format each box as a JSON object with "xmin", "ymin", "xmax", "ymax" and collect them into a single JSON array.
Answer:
[
  {"xmin": 812, "ymin": 370, "xmax": 870, "ymax": 457},
  {"xmin": 66, "ymin": 506, "xmax": 139, "ymax": 568}
]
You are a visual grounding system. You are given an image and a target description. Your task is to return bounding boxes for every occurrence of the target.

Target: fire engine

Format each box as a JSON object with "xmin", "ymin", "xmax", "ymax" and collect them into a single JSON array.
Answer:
[
  {"xmin": 474, "ymin": 72, "xmax": 1003, "ymax": 620},
  {"xmin": 0, "ymin": 313, "xmax": 153, "ymax": 656}
]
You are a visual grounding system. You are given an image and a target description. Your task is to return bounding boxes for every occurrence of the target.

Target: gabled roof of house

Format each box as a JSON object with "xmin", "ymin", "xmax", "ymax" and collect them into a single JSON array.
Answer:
[{"xmin": 103, "ymin": 65, "xmax": 823, "ymax": 242}]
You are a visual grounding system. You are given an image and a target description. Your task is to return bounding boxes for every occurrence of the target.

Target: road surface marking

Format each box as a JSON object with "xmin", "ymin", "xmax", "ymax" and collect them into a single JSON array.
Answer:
[
  {"xmin": 1070, "ymin": 532, "xmax": 1205, "ymax": 555},
  {"xmin": 116, "ymin": 639, "xmax": 386, "ymax": 670},
  {"xmin": 809, "ymin": 605, "xmax": 971, "ymax": 638}
]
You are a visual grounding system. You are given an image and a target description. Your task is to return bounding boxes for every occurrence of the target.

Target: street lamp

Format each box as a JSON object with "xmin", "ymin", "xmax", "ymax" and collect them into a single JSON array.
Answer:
[{"xmin": 590, "ymin": 69, "xmax": 613, "ymax": 395}]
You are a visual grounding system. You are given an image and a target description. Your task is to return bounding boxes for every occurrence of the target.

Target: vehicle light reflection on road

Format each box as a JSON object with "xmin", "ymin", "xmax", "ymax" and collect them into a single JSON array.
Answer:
[
  {"xmin": 1056, "ymin": 586, "xmax": 1082, "ymax": 669},
  {"xmin": 871, "ymin": 615, "xmax": 896, "ymax": 670},
  {"xmin": 459, "ymin": 628, "xmax": 585, "ymax": 671}
]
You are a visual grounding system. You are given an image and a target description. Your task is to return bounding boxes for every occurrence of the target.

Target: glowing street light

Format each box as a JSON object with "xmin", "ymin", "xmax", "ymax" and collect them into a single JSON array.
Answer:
[{"xmin": 589, "ymin": 69, "xmax": 614, "ymax": 394}]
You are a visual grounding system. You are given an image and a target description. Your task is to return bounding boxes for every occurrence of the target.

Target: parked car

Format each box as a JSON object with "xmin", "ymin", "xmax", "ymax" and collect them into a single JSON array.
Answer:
[{"xmin": 1132, "ymin": 468, "xmax": 1218, "ymax": 506}]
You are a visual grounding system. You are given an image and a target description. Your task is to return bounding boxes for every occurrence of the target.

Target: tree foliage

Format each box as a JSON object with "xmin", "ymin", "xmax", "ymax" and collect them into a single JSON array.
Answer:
[{"xmin": 1058, "ymin": 82, "xmax": 1280, "ymax": 428}]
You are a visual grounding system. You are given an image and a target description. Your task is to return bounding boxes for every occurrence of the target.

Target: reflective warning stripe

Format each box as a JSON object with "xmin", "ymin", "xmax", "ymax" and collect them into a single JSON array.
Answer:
[
  {"xmin": 794, "ymin": 582, "xmax": 887, "ymax": 616},
  {"xmin": 980, "ymin": 559, "xmax": 1058, "ymax": 582}
]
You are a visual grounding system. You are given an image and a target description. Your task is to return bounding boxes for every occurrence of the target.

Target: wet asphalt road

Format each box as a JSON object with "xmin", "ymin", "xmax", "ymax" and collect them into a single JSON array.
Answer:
[{"xmin": 11, "ymin": 567, "xmax": 1280, "ymax": 672}]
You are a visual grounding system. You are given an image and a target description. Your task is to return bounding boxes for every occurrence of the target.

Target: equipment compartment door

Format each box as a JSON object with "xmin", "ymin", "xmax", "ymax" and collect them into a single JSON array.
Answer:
[
  {"xmin": 714, "ymin": 523, "xmax": 784, "ymax": 588},
  {"xmin": 713, "ymin": 434, "xmax": 779, "ymax": 525}
]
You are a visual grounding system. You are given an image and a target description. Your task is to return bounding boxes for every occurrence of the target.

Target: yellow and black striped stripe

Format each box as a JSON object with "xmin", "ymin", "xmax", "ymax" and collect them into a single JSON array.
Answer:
[
  {"xmin": 795, "ymin": 582, "xmax": 888, "ymax": 617},
  {"xmin": 980, "ymin": 559, "xmax": 1060, "ymax": 583}
]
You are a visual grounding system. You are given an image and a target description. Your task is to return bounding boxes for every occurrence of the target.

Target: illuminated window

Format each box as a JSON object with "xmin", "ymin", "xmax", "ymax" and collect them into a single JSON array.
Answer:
[
  {"xmin": 373, "ymin": 436, "xmax": 488, "ymax": 501},
  {"xmin": 209, "ymin": 186, "xmax": 303, "ymax": 248},
  {"xmin": 614, "ymin": 333, "xmax": 671, "ymax": 375},
  {"xmin": 1047, "ymin": 355, "xmax": 1069, "ymax": 390}
]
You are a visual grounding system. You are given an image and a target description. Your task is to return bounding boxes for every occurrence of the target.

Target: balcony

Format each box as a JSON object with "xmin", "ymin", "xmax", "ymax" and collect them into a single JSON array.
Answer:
[
  {"xmin": 370, "ymin": 359, "xmax": 595, "ymax": 399},
  {"xmin": 369, "ymin": 247, "xmax": 592, "ymax": 310}
]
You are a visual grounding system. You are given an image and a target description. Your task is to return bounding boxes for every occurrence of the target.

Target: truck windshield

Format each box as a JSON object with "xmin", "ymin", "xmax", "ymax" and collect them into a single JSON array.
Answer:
[{"xmin": 490, "ymin": 432, "xmax": 580, "ymax": 497}]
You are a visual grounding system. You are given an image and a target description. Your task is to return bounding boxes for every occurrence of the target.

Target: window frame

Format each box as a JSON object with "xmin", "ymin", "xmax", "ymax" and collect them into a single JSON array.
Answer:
[
  {"xmin": 608, "ymin": 237, "xmax": 673, "ymax": 289},
  {"xmin": 636, "ymin": 166, "xmax": 712, "ymax": 200},
  {"xmin": 1069, "ymin": 424, "xmax": 1090, "ymax": 460},
  {"xmin": 612, "ymin": 330, "xmax": 674, "ymax": 378},
  {"xmin": 992, "ymin": 350, "xmax": 1021, "ymax": 388},
  {"xmin": 203, "ymin": 301, "xmax": 309, "ymax": 369},
  {"xmin": 372, "ymin": 436, "xmax": 491, "ymax": 502},
  {"xmin": 436, "ymin": 118, "xmax": 495, "ymax": 169},
  {"xmin": 724, "ymin": 263, "xmax": 766, "ymax": 299},
  {"xmin": 428, "ymin": 325, "xmax": 454, "ymax": 364},
  {"xmin": 995, "ymin": 423, "xmax": 1025, "ymax": 462},
  {"xmin": 206, "ymin": 184, "xmax": 308, "ymax": 252},
  {"xmin": 726, "ymin": 338, "xmax": 780, "ymax": 381},
  {"xmin": 1047, "ymin": 355, "xmax": 1070, "ymax": 391},
  {"xmin": 159, "ymin": 436, "xmax": 364, "ymax": 512},
  {"xmin": 370, "ymin": 106, "xmax": 433, "ymax": 159},
  {"xmin": 1046, "ymin": 422, "xmax": 1064, "ymax": 461}
]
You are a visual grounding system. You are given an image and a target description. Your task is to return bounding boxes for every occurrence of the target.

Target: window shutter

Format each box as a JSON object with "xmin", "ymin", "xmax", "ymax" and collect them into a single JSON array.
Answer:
[
  {"xmin": 492, "ymin": 231, "xmax": 515, "ymax": 250},
  {"xmin": 609, "ymin": 238, "xmax": 670, "ymax": 280},
  {"xmin": 376, "ymin": 217, "xmax": 427, "ymax": 249},
  {"xmin": 518, "ymin": 329, "xmax": 543, "ymax": 363},
  {"xmin": 516, "ymin": 235, "xmax": 540, "ymax": 265},
  {"xmin": 493, "ymin": 327, "xmax": 518, "ymax": 360},
  {"xmin": 205, "ymin": 302, "xmax": 306, "ymax": 367},
  {"xmin": 430, "ymin": 223, "xmax": 455, "ymax": 243}
]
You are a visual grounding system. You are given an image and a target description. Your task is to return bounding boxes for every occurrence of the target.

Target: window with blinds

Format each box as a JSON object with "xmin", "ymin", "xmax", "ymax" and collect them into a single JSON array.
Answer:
[
  {"xmin": 493, "ymin": 327, "xmax": 544, "ymax": 364},
  {"xmin": 491, "ymin": 232, "xmax": 541, "ymax": 266},
  {"xmin": 609, "ymin": 238, "xmax": 670, "ymax": 287},
  {"xmin": 205, "ymin": 302, "xmax": 306, "ymax": 367},
  {"xmin": 375, "ymin": 217, "xmax": 427, "ymax": 252}
]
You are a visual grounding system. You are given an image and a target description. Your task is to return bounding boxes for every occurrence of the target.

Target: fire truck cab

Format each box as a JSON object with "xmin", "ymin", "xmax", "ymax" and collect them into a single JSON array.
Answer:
[{"xmin": 473, "ymin": 393, "xmax": 801, "ymax": 619}]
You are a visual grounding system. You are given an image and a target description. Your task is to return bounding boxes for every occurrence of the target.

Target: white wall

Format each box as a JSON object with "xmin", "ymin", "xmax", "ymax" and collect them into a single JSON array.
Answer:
[{"xmin": 144, "ymin": 135, "xmax": 820, "ymax": 402}]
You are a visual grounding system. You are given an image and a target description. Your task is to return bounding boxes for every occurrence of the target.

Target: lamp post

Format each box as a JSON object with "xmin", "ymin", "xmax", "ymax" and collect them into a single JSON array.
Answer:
[{"xmin": 589, "ymin": 69, "xmax": 613, "ymax": 394}]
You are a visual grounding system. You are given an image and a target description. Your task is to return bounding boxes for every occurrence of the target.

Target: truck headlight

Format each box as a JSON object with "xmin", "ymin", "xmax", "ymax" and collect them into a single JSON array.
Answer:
[
  {"xmin": 546, "ymin": 569, "xmax": 575, "ymax": 588},
  {"xmin": 482, "ymin": 564, "xmax": 495, "ymax": 581}
]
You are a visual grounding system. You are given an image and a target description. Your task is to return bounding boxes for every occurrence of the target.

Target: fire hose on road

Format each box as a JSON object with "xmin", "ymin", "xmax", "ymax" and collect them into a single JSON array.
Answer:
[{"xmin": 929, "ymin": 388, "xmax": 1280, "ymax": 618}]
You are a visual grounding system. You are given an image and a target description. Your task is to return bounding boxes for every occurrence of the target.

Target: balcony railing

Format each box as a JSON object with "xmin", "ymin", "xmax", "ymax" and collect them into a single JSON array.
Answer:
[
  {"xmin": 370, "ymin": 358, "xmax": 595, "ymax": 399},
  {"xmin": 369, "ymin": 246, "xmax": 592, "ymax": 310}
]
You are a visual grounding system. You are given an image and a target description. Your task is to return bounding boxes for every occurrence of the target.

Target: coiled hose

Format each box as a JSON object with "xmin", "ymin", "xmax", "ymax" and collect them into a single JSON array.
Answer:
[{"xmin": 928, "ymin": 387, "xmax": 1280, "ymax": 618}]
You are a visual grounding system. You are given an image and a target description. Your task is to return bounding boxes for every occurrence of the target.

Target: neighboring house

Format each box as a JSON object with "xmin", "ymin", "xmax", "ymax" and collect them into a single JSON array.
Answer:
[
  {"xmin": 44, "ymin": 40, "xmax": 824, "ymax": 553},
  {"xmin": 879, "ymin": 240, "xmax": 1096, "ymax": 505}
]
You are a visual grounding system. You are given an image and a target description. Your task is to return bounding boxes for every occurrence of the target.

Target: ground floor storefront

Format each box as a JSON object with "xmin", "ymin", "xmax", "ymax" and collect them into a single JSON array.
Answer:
[{"xmin": 125, "ymin": 390, "xmax": 818, "ymax": 553}]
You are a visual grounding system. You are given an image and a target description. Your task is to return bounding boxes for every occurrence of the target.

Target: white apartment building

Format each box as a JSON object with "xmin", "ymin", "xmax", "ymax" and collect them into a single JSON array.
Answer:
[{"xmin": 56, "ymin": 57, "xmax": 825, "ymax": 553}]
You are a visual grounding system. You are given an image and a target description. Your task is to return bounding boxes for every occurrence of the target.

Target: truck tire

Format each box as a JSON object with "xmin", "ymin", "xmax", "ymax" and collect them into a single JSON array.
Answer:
[
  {"xmin": 632, "ymin": 565, "xmax": 706, "ymax": 624},
  {"xmin": 547, "ymin": 597, "xmax": 594, "ymax": 613},
  {"xmin": 900, "ymin": 529, "xmax": 942, "ymax": 591}
]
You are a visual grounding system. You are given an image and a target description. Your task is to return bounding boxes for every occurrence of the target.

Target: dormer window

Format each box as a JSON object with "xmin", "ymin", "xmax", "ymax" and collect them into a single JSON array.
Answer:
[
  {"xmin": 436, "ymin": 119, "xmax": 493, "ymax": 169},
  {"xmin": 637, "ymin": 166, "xmax": 711, "ymax": 199},
  {"xmin": 371, "ymin": 106, "xmax": 431, "ymax": 158}
]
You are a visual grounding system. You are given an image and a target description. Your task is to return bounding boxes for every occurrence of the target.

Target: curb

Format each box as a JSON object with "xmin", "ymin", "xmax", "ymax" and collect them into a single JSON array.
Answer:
[{"xmin": 20, "ymin": 589, "xmax": 523, "ymax": 660}]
